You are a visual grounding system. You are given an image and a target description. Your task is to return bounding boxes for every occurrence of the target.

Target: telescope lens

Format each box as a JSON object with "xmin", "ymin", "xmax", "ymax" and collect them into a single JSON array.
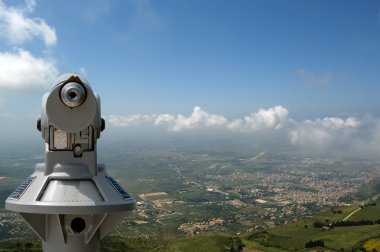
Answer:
[
  {"xmin": 60, "ymin": 82, "xmax": 86, "ymax": 107},
  {"xmin": 71, "ymin": 217, "xmax": 86, "ymax": 234}
]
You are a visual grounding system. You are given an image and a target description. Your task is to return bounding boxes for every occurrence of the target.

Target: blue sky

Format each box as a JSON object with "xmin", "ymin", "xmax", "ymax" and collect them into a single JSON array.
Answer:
[
  {"xmin": 58, "ymin": 0, "xmax": 380, "ymax": 118},
  {"xmin": 2, "ymin": 0, "xmax": 379, "ymax": 116},
  {"xmin": 65, "ymin": 1, "xmax": 380, "ymax": 118},
  {"xmin": 0, "ymin": 0, "xmax": 380, "ymax": 157}
]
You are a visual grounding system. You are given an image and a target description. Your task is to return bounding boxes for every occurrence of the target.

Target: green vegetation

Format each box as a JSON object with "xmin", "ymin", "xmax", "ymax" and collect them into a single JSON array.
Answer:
[
  {"xmin": 356, "ymin": 178, "xmax": 380, "ymax": 200},
  {"xmin": 304, "ymin": 239, "xmax": 324, "ymax": 248},
  {"xmin": 350, "ymin": 205, "xmax": 380, "ymax": 222},
  {"xmin": 0, "ymin": 238, "xmax": 41, "ymax": 252},
  {"xmin": 101, "ymin": 235, "xmax": 167, "ymax": 251},
  {"xmin": 244, "ymin": 205, "xmax": 380, "ymax": 251},
  {"xmin": 0, "ymin": 234, "xmax": 246, "ymax": 252},
  {"xmin": 166, "ymin": 233, "xmax": 245, "ymax": 252}
]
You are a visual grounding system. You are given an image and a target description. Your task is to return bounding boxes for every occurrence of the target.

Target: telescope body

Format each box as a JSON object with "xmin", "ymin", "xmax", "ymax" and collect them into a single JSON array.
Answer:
[{"xmin": 5, "ymin": 74, "xmax": 135, "ymax": 252}]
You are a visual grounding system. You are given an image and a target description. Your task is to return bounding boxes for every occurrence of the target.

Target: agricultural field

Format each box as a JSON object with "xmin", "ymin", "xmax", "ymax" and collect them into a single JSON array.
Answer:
[
  {"xmin": 349, "ymin": 205, "xmax": 380, "ymax": 222},
  {"xmin": 363, "ymin": 238, "xmax": 380, "ymax": 251},
  {"xmin": 246, "ymin": 205, "xmax": 380, "ymax": 251}
]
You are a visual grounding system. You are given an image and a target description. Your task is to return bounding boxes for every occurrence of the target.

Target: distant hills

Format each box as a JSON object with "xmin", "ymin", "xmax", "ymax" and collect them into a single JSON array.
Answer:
[{"xmin": 355, "ymin": 178, "xmax": 380, "ymax": 201}]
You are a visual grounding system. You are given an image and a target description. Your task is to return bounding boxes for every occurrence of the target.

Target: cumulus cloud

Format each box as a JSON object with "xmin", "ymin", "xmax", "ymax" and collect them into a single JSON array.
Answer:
[
  {"xmin": 0, "ymin": 49, "xmax": 57, "ymax": 90},
  {"xmin": 290, "ymin": 115, "xmax": 380, "ymax": 158},
  {"xmin": 108, "ymin": 106, "xmax": 229, "ymax": 131},
  {"xmin": 107, "ymin": 105, "xmax": 291, "ymax": 133},
  {"xmin": 289, "ymin": 117, "xmax": 360, "ymax": 148},
  {"xmin": 106, "ymin": 106, "xmax": 380, "ymax": 158},
  {"xmin": 0, "ymin": 0, "xmax": 58, "ymax": 91},
  {"xmin": 227, "ymin": 106, "xmax": 294, "ymax": 132},
  {"xmin": 0, "ymin": 0, "xmax": 57, "ymax": 47},
  {"xmin": 154, "ymin": 114, "xmax": 174, "ymax": 126},
  {"xmin": 169, "ymin": 106, "xmax": 228, "ymax": 132}
]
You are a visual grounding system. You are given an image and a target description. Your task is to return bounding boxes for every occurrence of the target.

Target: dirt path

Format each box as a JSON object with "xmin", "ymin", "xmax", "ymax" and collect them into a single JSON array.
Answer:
[{"xmin": 343, "ymin": 207, "xmax": 362, "ymax": 221}]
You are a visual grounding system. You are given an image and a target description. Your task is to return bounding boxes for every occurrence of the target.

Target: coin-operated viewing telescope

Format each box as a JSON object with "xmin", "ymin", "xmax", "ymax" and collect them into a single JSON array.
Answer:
[{"xmin": 5, "ymin": 73, "xmax": 135, "ymax": 252}]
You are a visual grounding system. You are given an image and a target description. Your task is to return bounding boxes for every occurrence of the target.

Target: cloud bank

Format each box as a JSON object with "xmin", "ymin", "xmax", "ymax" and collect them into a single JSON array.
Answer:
[
  {"xmin": 108, "ymin": 106, "xmax": 293, "ymax": 132},
  {"xmin": 289, "ymin": 117, "xmax": 360, "ymax": 147},
  {"xmin": 0, "ymin": 0, "xmax": 58, "ymax": 91},
  {"xmin": 107, "ymin": 105, "xmax": 380, "ymax": 158}
]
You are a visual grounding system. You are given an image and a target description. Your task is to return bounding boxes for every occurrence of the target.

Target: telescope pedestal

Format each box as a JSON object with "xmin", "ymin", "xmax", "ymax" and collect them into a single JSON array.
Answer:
[{"xmin": 6, "ymin": 163, "xmax": 134, "ymax": 252}]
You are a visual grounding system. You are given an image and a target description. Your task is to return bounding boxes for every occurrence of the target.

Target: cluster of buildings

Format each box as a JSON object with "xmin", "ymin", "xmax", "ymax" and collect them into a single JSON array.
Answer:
[
  {"xmin": 132, "ymin": 157, "xmax": 380, "ymax": 233},
  {"xmin": 178, "ymin": 218, "xmax": 224, "ymax": 235}
]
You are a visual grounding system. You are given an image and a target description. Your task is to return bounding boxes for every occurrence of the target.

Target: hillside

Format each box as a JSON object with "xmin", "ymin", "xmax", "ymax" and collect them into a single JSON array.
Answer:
[
  {"xmin": 2, "ymin": 204, "xmax": 380, "ymax": 252},
  {"xmin": 355, "ymin": 178, "xmax": 380, "ymax": 201},
  {"xmin": 244, "ymin": 204, "xmax": 380, "ymax": 251}
]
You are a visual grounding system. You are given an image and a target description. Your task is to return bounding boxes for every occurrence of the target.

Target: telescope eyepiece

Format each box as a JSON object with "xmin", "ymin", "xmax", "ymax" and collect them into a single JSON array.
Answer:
[{"xmin": 60, "ymin": 82, "xmax": 86, "ymax": 108}]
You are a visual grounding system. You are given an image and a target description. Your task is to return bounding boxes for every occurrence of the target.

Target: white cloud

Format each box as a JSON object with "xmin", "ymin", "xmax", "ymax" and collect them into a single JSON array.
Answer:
[
  {"xmin": 108, "ymin": 114, "xmax": 155, "ymax": 127},
  {"xmin": 0, "ymin": 49, "xmax": 57, "ymax": 90},
  {"xmin": 228, "ymin": 105, "xmax": 293, "ymax": 132},
  {"xmin": 154, "ymin": 114, "xmax": 174, "ymax": 126},
  {"xmin": 359, "ymin": 120, "xmax": 380, "ymax": 157},
  {"xmin": 24, "ymin": 0, "xmax": 36, "ymax": 13},
  {"xmin": 289, "ymin": 117, "xmax": 360, "ymax": 148},
  {"xmin": 0, "ymin": 0, "xmax": 57, "ymax": 47},
  {"xmin": 108, "ymin": 106, "xmax": 229, "ymax": 131},
  {"xmin": 107, "ymin": 105, "xmax": 291, "ymax": 133},
  {"xmin": 170, "ymin": 106, "xmax": 228, "ymax": 132},
  {"xmin": 0, "ymin": 1, "xmax": 58, "ymax": 91},
  {"xmin": 106, "ymin": 106, "xmax": 380, "ymax": 158}
]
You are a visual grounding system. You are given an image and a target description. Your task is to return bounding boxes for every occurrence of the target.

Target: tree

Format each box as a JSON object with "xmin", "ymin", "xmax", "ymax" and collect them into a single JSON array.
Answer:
[
  {"xmin": 305, "ymin": 239, "xmax": 325, "ymax": 248},
  {"xmin": 25, "ymin": 242, "xmax": 33, "ymax": 252},
  {"xmin": 313, "ymin": 221, "xmax": 324, "ymax": 228}
]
